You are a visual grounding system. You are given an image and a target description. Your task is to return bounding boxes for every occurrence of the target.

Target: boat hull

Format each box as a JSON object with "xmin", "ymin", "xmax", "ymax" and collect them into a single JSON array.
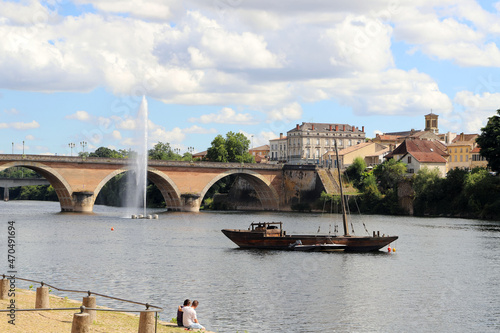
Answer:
[{"xmin": 221, "ymin": 229, "xmax": 398, "ymax": 252}]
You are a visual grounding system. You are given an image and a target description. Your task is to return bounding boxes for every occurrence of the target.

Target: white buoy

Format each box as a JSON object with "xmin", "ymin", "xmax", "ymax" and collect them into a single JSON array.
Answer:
[
  {"xmin": 146, "ymin": 215, "xmax": 152, "ymax": 219},
  {"xmin": 131, "ymin": 215, "xmax": 137, "ymax": 219},
  {"xmin": 153, "ymin": 214, "xmax": 159, "ymax": 219}
]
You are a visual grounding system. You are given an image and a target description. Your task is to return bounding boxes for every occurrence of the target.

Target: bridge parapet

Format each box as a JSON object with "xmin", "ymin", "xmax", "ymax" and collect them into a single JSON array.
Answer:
[{"xmin": 0, "ymin": 154, "xmax": 283, "ymax": 171}]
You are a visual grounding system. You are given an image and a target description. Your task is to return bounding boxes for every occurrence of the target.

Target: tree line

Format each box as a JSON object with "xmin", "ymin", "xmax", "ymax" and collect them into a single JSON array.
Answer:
[{"xmin": 321, "ymin": 158, "xmax": 500, "ymax": 220}]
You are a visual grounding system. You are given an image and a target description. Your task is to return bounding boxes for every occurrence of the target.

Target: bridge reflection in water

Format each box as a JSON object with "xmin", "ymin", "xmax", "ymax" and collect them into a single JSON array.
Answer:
[{"xmin": 0, "ymin": 154, "xmax": 323, "ymax": 213}]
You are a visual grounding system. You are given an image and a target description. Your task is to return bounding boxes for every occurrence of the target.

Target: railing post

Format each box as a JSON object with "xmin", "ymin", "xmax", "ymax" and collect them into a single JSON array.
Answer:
[
  {"xmin": 71, "ymin": 306, "xmax": 90, "ymax": 333},
  {"xmin": 0, "ymin": 277, "xmax": 8, "ymax": 299},
  {"xmin": 82, "ymin": 292, "xmax": 96, "ymax": 323},
  {"xmin": 35, "ymin": 284, "xmax": 49, "ymax": 308},
  {"xmin": 138, "ymin": 306, "xmax": 155, "ymax": 333}
]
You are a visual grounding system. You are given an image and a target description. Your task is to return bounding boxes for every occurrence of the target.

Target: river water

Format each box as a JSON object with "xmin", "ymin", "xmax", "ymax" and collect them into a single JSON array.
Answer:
[{"xmin": 0, "ymin": 200, "xmax": 499, "ymax": 332}]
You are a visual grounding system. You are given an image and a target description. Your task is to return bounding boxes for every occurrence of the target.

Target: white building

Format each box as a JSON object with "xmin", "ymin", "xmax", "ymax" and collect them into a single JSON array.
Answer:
[
  {"xmin": 286, "ymin": 122, "xmax": 366, "ymax": 164},
  {"xmin": 269, "ymin": 133, "xmax": 287, "ymax": 162}
]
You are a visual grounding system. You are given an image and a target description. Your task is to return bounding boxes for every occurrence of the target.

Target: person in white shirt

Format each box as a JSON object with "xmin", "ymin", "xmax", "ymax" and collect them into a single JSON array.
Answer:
[{"xmin": 182, "ymin": 300, "xmax": 205, "ymax": 330}]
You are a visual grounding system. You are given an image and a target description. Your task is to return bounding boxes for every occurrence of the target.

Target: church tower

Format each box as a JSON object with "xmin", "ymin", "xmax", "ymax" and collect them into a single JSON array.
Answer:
[{"xmin": 424, "ymin": 112, "xmax": 439, "ymax": 134}]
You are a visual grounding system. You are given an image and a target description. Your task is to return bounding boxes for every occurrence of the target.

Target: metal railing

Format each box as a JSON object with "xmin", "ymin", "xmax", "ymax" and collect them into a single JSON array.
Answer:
[{"xmin": 1, "ymin": 274, "xmax": 164, "ymax": 332}]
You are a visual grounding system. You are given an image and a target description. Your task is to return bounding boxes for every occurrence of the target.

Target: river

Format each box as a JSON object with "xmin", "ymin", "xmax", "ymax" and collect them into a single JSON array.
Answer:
[{"xmin": 0, "ymin": 200, "xmax": 499, "ymax": 332}]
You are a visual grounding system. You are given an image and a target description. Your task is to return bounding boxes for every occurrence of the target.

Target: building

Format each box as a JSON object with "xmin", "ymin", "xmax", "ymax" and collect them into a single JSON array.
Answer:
[
  {"xmin": 403, "ymin": 151, "xmax": 448, "ymax": 176},
  {"xmin": 269, "ymin": 134, "xmax": 287, "ymax": 162},
  {"xmin": 249, "ymin": 144, "xmax": 270, "ymax": 163},
  {"xmin": 447, "ymin": 133, "xmax": 478, "ymax": 170},
  {"xmin": 192, "ymin": 150, "xmax": 207, "ymax": 160},
  {"xmin": 424, "ymin": 112, "xmax": 439, "ymax": 133},
  {"xmin": 471, "ymin": 147, "xmax": 488, "ymax": 169},
  {"xmin": 249, "ymin": 144, "xmax": 270, "ymax": 157},
  {"xmin": 286, "ymin": 122, "xmax": 366, "ymax": 164},
  {"xmin": 322, "ymin": 142, "xmax": 388, "ymax": 169},
  {"xmin": 385, "ymin": 138, "xmax": 449, "ymax": 175}
]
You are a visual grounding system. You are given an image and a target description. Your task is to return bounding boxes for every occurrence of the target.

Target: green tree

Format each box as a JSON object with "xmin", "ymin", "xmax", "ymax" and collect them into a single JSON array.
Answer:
[
  {"xmin": 412, "ymin": 167, "xmax": 443, "ymax": 215},
  {"xmin": 89, "ymin": 147, "xmax": 123, "ymax": 158},
  {"xmin": 373, "ymin": 159, "xmax": 407, "ymax": 193},
  {"xmin": 345, "ymin": 157, "xmax": 366, "ymax": 189},
  {"xmin": 476, "ymin": 109, "xmax": 500, "ymax": 173},
  {"xmin": 206, "ymin": 132, "xmax": 254, "ymax": 163},
  {"xmin": 148, "ymin": 142, "xmax": 181, "ymax": 160}
]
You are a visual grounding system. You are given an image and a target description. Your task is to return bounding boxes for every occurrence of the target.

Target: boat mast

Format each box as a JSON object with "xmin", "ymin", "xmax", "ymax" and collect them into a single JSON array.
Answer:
[{"xmin": 334, "ymin": 139, "xmax": 350, "ymax": 236}]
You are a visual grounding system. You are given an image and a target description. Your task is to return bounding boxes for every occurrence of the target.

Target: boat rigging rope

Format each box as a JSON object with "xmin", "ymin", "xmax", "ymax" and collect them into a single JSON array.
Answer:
[{"xmin": 363, "ymin": 222, "xmax": 370, "ymax": 236}]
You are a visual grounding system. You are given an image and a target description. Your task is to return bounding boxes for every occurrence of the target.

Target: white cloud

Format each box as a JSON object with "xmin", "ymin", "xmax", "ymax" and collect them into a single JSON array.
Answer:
[
  {"xmin": 66, "ymin": 111, "xmax": 91, "ymax": 121},
  {"xmin": 188, "ymin": 107, "xmax": 257, "ymax": 124},
  {"xmin": 453, "ymin": 91, "xmax": 500, "ymax": 132},
  {"xmin": 1, "ymin": 0, "xmax": 499, "ymax": 139},
  {"xmin": 392, "ymin": 4, "xmax": 500, "ymax": 67},
  {"xmin": 183, "ymin": 125, "xmax": 217, "ymax": 134},
  {"xmin": 0, "ymin": 120, "xmax": 40, "ymax": 130},
  {"xmin": 3, "ymin": 108, "xmax": 20, "ymax": 115},
  {"xmin": 148, "ymin": 127, "xmax": 185, "ymax": 146},
  {"xmin": 112, "ymin": 130, "xmax": 122, "ymax": 140},
  {"xmin": 267, "ymin": 102, "xmax": 303, "ymax": 123},
  {"xmin": 302, "ymin": 68, "xmax": 453, "ymax": 116},
  {"xmin": 25, "ymin": 134, "xmax": 35, "ymax": 140},
  {"xmin": 73, "ymin": 0, "xmax": 182, "ymax": 21}
]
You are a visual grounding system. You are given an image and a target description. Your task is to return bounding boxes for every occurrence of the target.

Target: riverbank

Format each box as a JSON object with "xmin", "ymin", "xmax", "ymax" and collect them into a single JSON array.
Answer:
[{"xmin": 0, "ymin": 288, "xmax": 214, "ymax": 332}]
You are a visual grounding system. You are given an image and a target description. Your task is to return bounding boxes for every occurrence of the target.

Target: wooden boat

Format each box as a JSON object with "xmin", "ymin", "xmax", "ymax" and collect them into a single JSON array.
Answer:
[
  {"xmin": 221, "ymin": 140, "xmax": 398, "ymax": 252},
  {"xmin": 221, "ymin": 222, "xmax": 397, "ymax": 252}
]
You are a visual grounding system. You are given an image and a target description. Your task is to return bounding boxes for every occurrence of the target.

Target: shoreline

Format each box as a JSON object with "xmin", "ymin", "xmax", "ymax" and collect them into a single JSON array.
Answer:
[{"xmin": 0, "ymin": 288, "xmax": 214, "ymax": 332}]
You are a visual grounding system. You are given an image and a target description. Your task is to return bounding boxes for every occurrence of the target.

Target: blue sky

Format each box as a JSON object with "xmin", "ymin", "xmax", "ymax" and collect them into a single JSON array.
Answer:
[{"xmin": 1, "ymin": 0, "xmax": 500, "ymax": 156}]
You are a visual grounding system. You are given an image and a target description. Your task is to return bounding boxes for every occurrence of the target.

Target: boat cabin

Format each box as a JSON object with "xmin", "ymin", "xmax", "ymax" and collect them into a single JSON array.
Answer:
[{"xmin": 249, "ymin": 222, "xmax": 284, "ymax": 237}]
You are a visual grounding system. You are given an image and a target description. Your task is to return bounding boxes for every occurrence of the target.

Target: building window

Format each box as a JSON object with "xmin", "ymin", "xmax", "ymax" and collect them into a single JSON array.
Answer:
[
  {"xmin": 460, "ymin": 155, "xmax": 463, "ymax": 162},
  {"xmin": 316, "ymin": 138, "xmax": 320, "ymax": 145},
  {"xmin": 408, "ymin": 156, "xmax": 412, "ymax": 164},
  {"xmin": 454, "ymin": 155, "xmax": 457, "ymax": 162},
  {"xmin": 408, "ymin": 169, "xmax": 414, "ymax": 174},
  {"xmin": 466, "ymin": 155, "xmax": 469, "ymax": 162},
  {"xmin": 306, "ymin": 138, "xmax": 310, "ymax": 145}
]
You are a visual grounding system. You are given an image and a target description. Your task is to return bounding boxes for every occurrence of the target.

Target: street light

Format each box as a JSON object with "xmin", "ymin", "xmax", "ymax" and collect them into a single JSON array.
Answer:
[
  {"xmin": 22, "ymin": 141, "xmax": 25, "ymax": 156},
  {"xmin": 11, "ymin": 142, "xmax": 13, "ymax": 154},
  {"xmin": 68, "ymin": 143, "xmax": 75, "ymax": 156},
  {"xmin": 187, "ymin": 146, "xmax": 194, "ymax": 161},
  {"xmin": 80, "ymin": 141, "xmax": 87, "ymax": 154}
]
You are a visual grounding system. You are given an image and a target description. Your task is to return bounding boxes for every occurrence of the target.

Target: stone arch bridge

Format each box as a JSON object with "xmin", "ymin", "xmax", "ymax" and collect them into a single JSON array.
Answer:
[{"xmin": 0, "ymin": 155, "xmax": 324, "ymax": 213}]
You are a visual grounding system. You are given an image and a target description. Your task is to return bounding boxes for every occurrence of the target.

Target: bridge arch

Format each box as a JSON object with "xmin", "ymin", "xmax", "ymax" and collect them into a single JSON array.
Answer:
[
  {"xmin": 0, "ymin": 161, "xmax": 74, "ymax": 211},
  {"xmin": 200, "ymin": 169, "xmax": 280, "ymax": 211},
  {"xmin": 92, "ymin": 167, "xmax": 182, "ymax": 211}
]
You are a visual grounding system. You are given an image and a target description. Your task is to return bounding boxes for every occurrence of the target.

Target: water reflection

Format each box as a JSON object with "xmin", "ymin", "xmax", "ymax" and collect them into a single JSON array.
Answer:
[{"xmin": 0, "ymin": 201, "xmax": 499, "ymax": 332}]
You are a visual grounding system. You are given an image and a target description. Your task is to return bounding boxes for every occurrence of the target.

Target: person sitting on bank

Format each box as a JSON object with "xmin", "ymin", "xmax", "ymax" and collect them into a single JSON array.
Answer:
[
  {"xmin": 182, "ymin": 300, "xmax": 205, "ymax": 331},
  {"xmin": 177, "ymin": 299, "xmax": 191, "ymax": 327}
]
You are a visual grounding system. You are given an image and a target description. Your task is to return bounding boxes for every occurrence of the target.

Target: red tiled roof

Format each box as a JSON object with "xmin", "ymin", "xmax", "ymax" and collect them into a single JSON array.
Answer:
[
  {"xmin": 451, "ymin": 134, "xmax": 478, "ymax": 143},
  {"xmin": 391, "ymin": 138, "xmax": 448, "ymax": 157},
  {"xmin": 375, "ymin": 134, "xmax": 400, "ymax": 141},
  {"xmin": 471, "ymin": 147, "xmax": 481, "ymax": 153},
  {"xmin": 409, "ymin": 152, "xmax": 447, "ymax": 163}
]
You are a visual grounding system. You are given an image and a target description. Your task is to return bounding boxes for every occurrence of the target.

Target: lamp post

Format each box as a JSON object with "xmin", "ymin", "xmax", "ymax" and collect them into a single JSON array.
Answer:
[
  {"xmin": 188, "ymin": 146, "xmax": 194, "ymax": 161},
  {"xmin": 68, "ymin": 143, "xmax": 75, "ymax": 156},
  {"xmin": 11, "ymin": 142, "xmax": 14, "ymax": 154},
  {"xmin": 80, "ymin": 141, "xmax": 87, "ymax": 154}
]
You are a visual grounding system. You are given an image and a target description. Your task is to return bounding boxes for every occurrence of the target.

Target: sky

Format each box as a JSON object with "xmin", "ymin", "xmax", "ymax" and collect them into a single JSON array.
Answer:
[{"xmin": 1, "ymin": 0, "xmax": 500, "ymax": 156}]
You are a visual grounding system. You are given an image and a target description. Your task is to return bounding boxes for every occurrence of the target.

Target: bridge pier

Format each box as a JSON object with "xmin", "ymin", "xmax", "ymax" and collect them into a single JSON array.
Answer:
[
  {"xmin": 180, "ymin": 193, "xmax": 202, "ymax": 212},
  {"xmin": 72, "ymin": 191, "xmax": 95, "ymax": 212},
  {"xmin": 3, "ymin": 187, "xmax": 8, "ymax": 201}
]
